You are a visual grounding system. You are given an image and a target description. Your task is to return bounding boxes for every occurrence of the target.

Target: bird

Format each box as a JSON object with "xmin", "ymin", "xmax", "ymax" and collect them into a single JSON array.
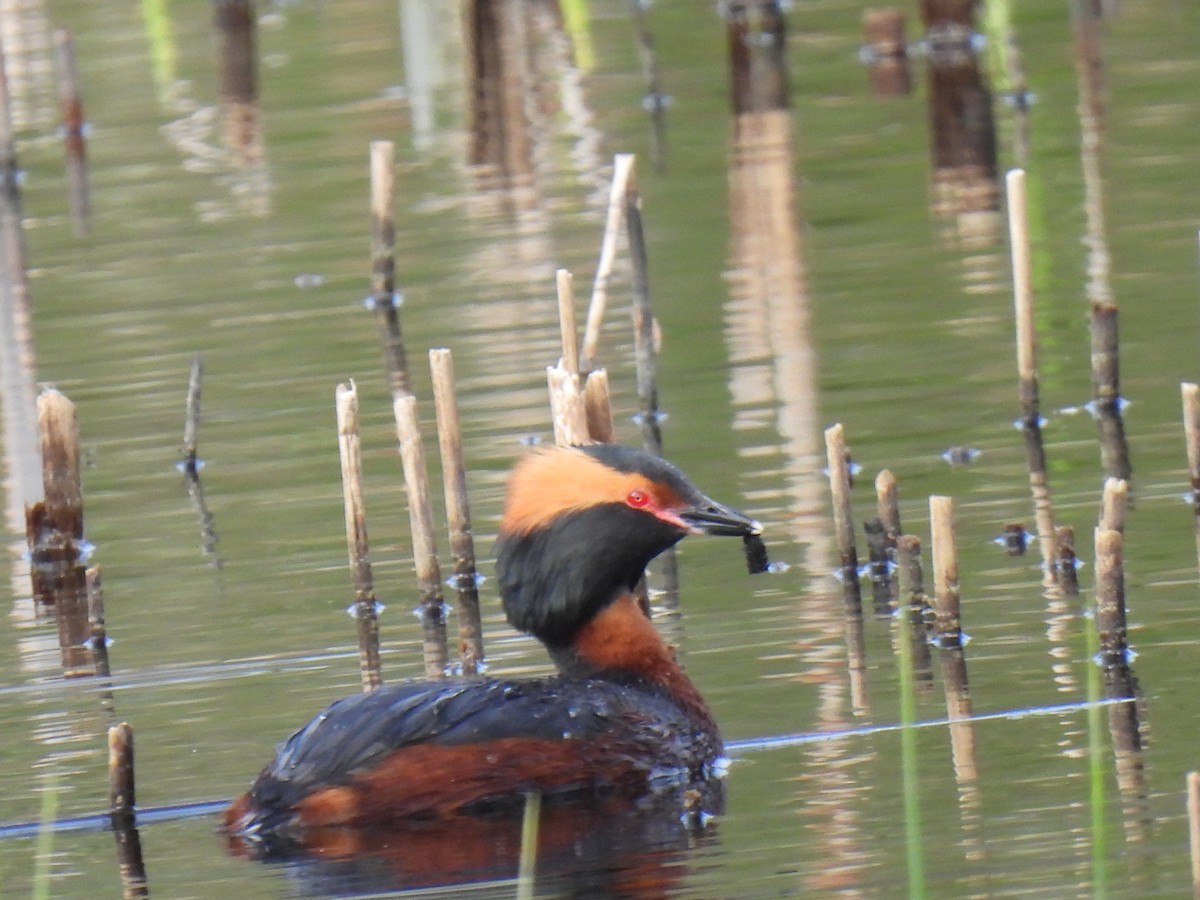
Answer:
[{"xmin": 223, "ymin": 443, "xmax": 762, "ymax": 841}]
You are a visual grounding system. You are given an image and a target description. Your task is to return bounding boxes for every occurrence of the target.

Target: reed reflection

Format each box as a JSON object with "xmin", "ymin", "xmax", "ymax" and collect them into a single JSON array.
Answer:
[{"xmin": 723, "ymin": 2, "xmax": 874, "ymax": 892}]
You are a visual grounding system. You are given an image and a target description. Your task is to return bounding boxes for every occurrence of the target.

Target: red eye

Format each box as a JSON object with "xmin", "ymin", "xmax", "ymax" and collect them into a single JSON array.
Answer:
[{"xmin": 626, "ymin": 490, "xmax": 651, "ymax": 509}]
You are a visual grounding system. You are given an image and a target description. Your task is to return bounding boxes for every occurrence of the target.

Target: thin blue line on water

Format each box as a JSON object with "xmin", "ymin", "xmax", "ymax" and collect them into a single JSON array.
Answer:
[
  {"xmin": 726, "ymin": 696, "xmax": 1133, "ymax": 753},
  {"xmin": 0, "ymin": 697, "xmax": 1132, "ymax": 840}
]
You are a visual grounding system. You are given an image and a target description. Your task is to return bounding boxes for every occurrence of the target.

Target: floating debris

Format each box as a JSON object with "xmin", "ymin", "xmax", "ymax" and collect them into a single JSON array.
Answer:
[
  {"xmin": 293, "ymin": 272, "xmax": 324, "ymax": 289},
  {"xmin": 941, "ymin": 446, "xmax": 981, "ymax": 465},
  {"xmin": 993, "ymin": 523, "xmax": 1031, "ymax": 556}
]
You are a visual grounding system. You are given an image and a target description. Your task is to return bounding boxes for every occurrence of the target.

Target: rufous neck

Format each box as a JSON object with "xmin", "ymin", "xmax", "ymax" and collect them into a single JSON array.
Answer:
[{"xmin": 552, "ymin": 594, "xmax": 715, "ymax": 732}]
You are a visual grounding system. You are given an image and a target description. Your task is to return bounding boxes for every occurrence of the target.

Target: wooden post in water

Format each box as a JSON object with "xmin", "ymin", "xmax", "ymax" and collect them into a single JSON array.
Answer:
[
  {"xmin": 1006, "ymin": 169, "xmax": 1059, "ymax": 590},
  {"xmin": 824, "ymin": 423, "xmax": 868, "ymax": 714},
  {"xmin": 27, "ymin": 389, "xmax": 92, "ymax": 675},
  {"xmin": 861, "ymin": 8, "xmax": 911, "ymax": 97},
  {"xmin": 1091, "ymin": 301, "xmax": 1131, "ymax": 480},
  {"xmin": 429, "ymin": 349, "xmax": 485, "ymax": 675},
  {"xmin": 394, "ymin": 393, "xmax": 449, "ymax": 678},
  {"xmin": 108, "ymin": 723, "xmax": 148, "ymax": 897},
  {"xmin": 52, "ymin": 30, "xmax": 89, "ymax": 236},
  {"xmin": 335, "ymin": 382, "xmax": 383, "ymax": 692},
  {"xmin": 875, "ymin": 469, "xmax": 902, "ymax": 616},
  {"xmin": 1183, "ymin": 382, "xmax": 1200, "ymax": 576},
  {"xmin": 214, "ymin": 0, "xmax": 261, "ymax": 164},
  {"xmin": 369, "ymin": 141, "xmax": 411, "ymax": 395}
]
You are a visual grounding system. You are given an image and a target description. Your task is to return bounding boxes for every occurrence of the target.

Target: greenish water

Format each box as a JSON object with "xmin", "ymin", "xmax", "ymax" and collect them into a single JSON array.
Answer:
[{"xmin": 2, "ymin": 0, "xmax": 1200, "ymax": 896}]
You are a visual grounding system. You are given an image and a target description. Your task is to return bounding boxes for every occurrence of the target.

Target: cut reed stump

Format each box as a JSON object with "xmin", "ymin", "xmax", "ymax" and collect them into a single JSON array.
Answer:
[
  {"xmin": 429, "ymin": 349, "xmax": 485, "ymax": 675},
  {"xmin": 824, "ymin": 423, "xmax": 868, "ymax": 714},
  {"xmin": 181, "ymin": 354, "xmax": 203, "ymax": 476},
  {"xmin": 369, "ymin": 140, "xmax": 411, "ymax": 395},
  {"xmin": 1181, "ymin": 382, "xmax": 1200, "ymax": 576},
  {"xmin": 1006, "ymin": 168, "xmax": 1058, "ymax": 590},
  {"xmin": 108, "ymin": 723, "xmax": 148, "ymax": 897},
  {"xmin": 1090, "ymin": 301, "xmax": 1131, "ymax": 480},
  {"xmin": 929, "ymin": 494, "xmax": 977, "ymax": 781},
  {"xmin": 895, "ymin": 534, "xmax": 934, "ymax": 692},
  {"xmin": 547, "ymin": 268, "xmax": 590, "ymax": 447},
  {"xmin": 394, "ymin": 393, "xmax": 449, "ymax": 678},
  {"xmin": 1188, "ymin": 771, "xmax": 1200, "ymax": 892},
  {"xmin": 862, "ymin": 8, "xmax": 911, "ymax": 97},
  {"xmin": 52, "ymin": 30, "xmax": 89, "ymax": 236},
  {"xmin": 26, "ymin": 388, "xmax": 92, "ymax": 675},
  {"xmin": 1093, "ymin": 527, "xmax": 1127, "ymax": 669},
  {"xmin": 335, "ymin": 382, "xmax": 383, "ymax": 692}
]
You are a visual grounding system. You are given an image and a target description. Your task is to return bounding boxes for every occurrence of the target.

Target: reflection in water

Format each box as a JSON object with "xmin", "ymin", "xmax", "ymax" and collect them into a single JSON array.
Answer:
[
  {"xmin": 722, "ymin": 4, "xmax": 874, "ymax": 892},
  {"xmin": 228, "ymin": 783, "xmax": 722, "ymax": 898},
  {"xmin": 1071, "ymin": 0, "xmax": 1130, "ymax": 480},
  {"xmin": 919, "ymin": 0, "xmax": 1003, "ymax": 291}
]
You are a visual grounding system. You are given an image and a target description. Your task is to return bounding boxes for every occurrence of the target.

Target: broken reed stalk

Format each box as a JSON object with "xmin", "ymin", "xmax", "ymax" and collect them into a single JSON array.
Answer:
[
  {"xmin": 335, "ymin": 382, "xmax": 383, "ymax": 692},
  {"xmin": 428, "ymin": 349, "xmax": 485, "ymax": 675},
  {"xmin": 583, "ymin": 368, "xmax": 615, "ymax": 443},
  {"xmin": 1188, "ymin": 771, "xmax": 1200, "ymax": 891},
  {"xmin": 1006, "ymin": 168, "xmax": 1058, "ymax": 591},
  {"xmin": 581, "ymin": 153, "xmax": 637, "ymax": 372},
  {"xmin": 824, "ymin": 423, "xmax": 868, "ymax": 714},
  {"xmin": 1094, "ymin": 527, "xmax": 1126, "ymax": 669},
  {"xmin": 393, "ymin": 393, "xmax": 449, "ymax": 678},
  {"xmin": 895, "ymin": 534, "xmax": 934, "ymax": 691},
  {"xmin": 1090, "ymin": 300, "xmax": 1132, "ymax": 480},
  {"xmin": 108, "ymin": 723, "xmax": 148, "ymax": 897},
  {"xmin": 547, "ymin": 268, "xmax": 590, "ymax": 446},
  {"xmin": 369, "ymin": 140, "xmax": 411, "ymax": 395},
  {"xmin": 181, "ymin": 354, "xmax": 202, "ymax": 476},
  {"xmin": 86, "ymin": 566, "xmax": 111, "ymax": 679},
  {"xmin": 30, "ymin": 388, "xmax": 91, "ymax": 674},
  {"xmin": 1182, "ymin": 383, "xmax": 1200, "ymax": 574},
  {"xmin": 52, "ymin": 30, "xmax": 89, "ymax": 236}
]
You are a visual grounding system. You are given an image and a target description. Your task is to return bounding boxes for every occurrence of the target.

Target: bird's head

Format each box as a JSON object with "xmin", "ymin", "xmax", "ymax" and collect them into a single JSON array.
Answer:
[{"xmin": 494, "ymin": 444, "xmax": 761, "ymax": 648}]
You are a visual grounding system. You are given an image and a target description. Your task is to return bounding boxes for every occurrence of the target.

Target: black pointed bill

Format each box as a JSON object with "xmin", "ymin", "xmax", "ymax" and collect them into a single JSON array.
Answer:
[{"xmin": 678, "ymin": 498, "xmax": 763, "ymax": 537}]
